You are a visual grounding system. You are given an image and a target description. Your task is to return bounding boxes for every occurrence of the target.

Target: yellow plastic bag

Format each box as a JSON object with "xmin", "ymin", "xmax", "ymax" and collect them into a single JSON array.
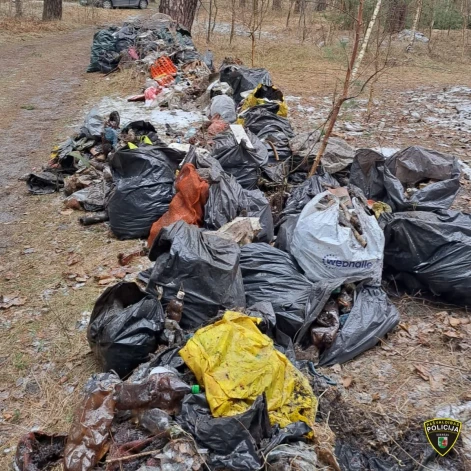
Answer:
[
  {"xmin": 179, "ymin": 311, "xmax": 317, "ymax": 430},
  {"xmin": 238, "ymin": 84, "xmax": 288, "ymax": 123}
]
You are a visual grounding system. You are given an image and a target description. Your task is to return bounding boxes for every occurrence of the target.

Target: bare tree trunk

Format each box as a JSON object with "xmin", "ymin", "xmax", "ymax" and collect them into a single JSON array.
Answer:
[
  {"xmin": 308, "ymin": 0, "xmax": 364, "ymax": 177},
  {"xmin": 251, "ymin": 33, "xmax": 256, "ymax": 66},
  {"xmin": 43, "ymin": 0, "xmax": 62, "ymax": 20},
  {"xmin": 406, "ymin": 0, "xmax": 423, "ymax": 51},
  {"xmin": 286, "ymin": 0, "xmax": 294, "ymax": 25},
  {"xmin": 273, "ymin": 0, "xmax": 282, "ymax": 10},
  {"xmin": 315, "ymin": 0, "xmax": 327, "ymax": 11},
  {"xmin": 159, "ymin": 0, "xmax": 198, "ymax": 32},
  {"xmin": 294, "ymin": 0, "xmax": 301, "ymax": 13},
  {"xmin": 207, "ymin": 0, "xmax": 213, "ymax": 42},
  {"xmin": 212, "ymin": 0, "xmax": 218, "ymax": 32},
  {"xmin": 386, "ymin": 0, "xmax": 407, "ymax": 32},
  {"xmin": 352, "ymin": 0, "xmax": 382, "ymax": 80},
  {"xmin": 240, "ymin": 0, "xmax": 246, "ymax": 6},
  {"xmin": 230, "ymin": 0, "xmax": 236, "ymax": 43},
  {"xmin": 15, "ymin": 0, "xmax": 23, "ymax": 18}
]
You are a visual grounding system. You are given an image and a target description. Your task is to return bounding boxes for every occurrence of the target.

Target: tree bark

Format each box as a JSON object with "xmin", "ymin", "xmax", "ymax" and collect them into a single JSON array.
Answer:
[
  {"xmin": 273, "ymin": 0, "xmax": 282, "ymax": 10},
  {"xmin": 159, "ymin": 0, "xmax": 198, "ymax": 32},
  {"xmin": 352, "ymin": 0, "xmax": 383, "ymax": 80},
  {"xmin": 42, "ymin": 0, "xmax": 62, "ymax": 20},
  {"xmin": 406, "ymin": 0, "xmax": 422, "ymax": 51},
  {"xmin": 386, "ymin": 0, "xmax": 407, "ymax": 32},
  {"xmin": 294, "ymin": 0, "xmax": 301, "ymax": 13},
  {"xmin": 15, "ymin": 0, "xmax": 23, "ymax": 18},
  {"xmin": 240, "ymin": 0, "xmax": 246, "ymax": 7}
]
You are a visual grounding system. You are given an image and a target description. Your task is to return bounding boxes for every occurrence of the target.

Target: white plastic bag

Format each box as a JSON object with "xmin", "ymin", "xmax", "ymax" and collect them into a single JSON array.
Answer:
[{"xmin": 291, "ymin": 191, "xmax": 384, "ymax": 282}]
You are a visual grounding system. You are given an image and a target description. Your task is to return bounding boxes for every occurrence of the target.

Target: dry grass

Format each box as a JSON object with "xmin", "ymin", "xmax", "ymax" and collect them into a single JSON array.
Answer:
[{"xmin": 0, "ymin": 1, "xmax": 144, "ymax": 39}]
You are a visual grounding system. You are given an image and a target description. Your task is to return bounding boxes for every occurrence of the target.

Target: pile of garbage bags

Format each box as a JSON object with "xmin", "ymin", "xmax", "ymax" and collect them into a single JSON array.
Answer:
[{"xmin": 18, "ymin": 12, "xmax": 471, "ymax": 471}]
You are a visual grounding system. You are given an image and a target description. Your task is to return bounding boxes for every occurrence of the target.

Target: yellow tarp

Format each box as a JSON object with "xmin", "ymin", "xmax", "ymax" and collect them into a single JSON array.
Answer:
[
  {"xmin": 179, "ymin": 311, "xmax": 317, "ymax": 430},
  {"xmin": 238, "ymin": 84, "xmax": 288, "ymax": 122}
]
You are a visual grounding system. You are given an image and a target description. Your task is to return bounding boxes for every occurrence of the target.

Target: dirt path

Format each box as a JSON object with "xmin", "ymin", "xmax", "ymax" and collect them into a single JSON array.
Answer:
[{"xmin": 0, "ymin": 28, "xmax": 94, "ymax": 226}]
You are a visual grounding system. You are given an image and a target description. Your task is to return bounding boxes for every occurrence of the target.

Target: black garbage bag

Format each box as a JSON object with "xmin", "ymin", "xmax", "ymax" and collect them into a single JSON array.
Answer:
[
  {"xmin": 147, "ymin": 221, "xmax": 246, "ymax": 329},
  {"xmin": 79, "ymin": 109, "xmax": 104, "ymax": 140},
  {"xmin": 204, "ymin": 171, "xmax": 274, "ymax": 242},
  {"xmin": 87, "ymin": 281, "xmax": 165, "ymax": 378},
  {"xmin": 177, "ymin": 394, "xmax": 271, "ymax": 471},
  {"xmin": 262, "ymin": 421, "xmax": 311, "ymax": 455},
  {"xmin": 335, "ymin": 442, "xmax": 401, "ymax": 471},
  {"xmin": 316, "ymin": 285, "xmax": 399, "ymax": 366},
  {"xmin": 381, "ymin": 210, "xmax": 471, "ymax": 306},
  {"xmin": 240, "ymin": 243, "xmax": 315, "ymax": 338},
  {"xmin": 220, "ymin": 65, "xmax": 272, "ymax": 103},
  {"xmin": 211, "ymin": 129, "xmax": 269, "ymax": 190},
  {"xmin": 242, "ymin": 105, "xmax": 295, "ymax": 162},
  {"xmin": 350, "ymin": 147, "xmax": 461, "ymax": 211},
  {"xmin": 275, "ymin": 173, "xmax": 340, "ymax": 253},
  {"xmin": 107, "ymin": 146, "xmax": 184, "ymax": 239},
  {"xmin": 87, "ymin": 28, "xmax": 118, "ymax": 73},
  {"xmin": 26, "ymin": 171, "xmax": 64, "ymax": 195}
]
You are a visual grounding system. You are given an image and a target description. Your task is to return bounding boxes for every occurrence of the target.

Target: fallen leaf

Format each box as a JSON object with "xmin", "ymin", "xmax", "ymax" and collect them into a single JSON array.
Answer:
[
  {"xmin": 67, "ymin": 254, "xmax": 81, "ymax": 266},
  {"xmin": 414, "ymin": 364, "xmax": 430, "ymax": 381},
  {"xmin": 371, "ymin": 392, "xmax": 381, "ymax": 401},
  {"xmin": 97, "ymin": 276, "xmax": 116, "ymax": 286},
  {"xmin": 399, "ymin": 322, "xmax": 411, "ymax": 334},
  {"xmin": 342, "ymin": 377, "xmax": 354, "ymax": 388},
  {"xmin": 449, "ymin": 317, "xmax": 461, "ymax": 327},
  {"xmin": 443, "ymin": 330, "xmax": 463, "ymax": 339},
  {"xmin": 60, "ymin": 209, "xmax": 73, "ymax": 216},
  {"xmin": 59, "ymin": 376, "xmax": 68, "ymax": 384},
  {"xmin": 331, "ymin": 364, "xmax": 342, "ymax": 373},
  {"xmin": 75, "ymin": 277, "xmax": 87, "ymax": 283},
  {"xmin": 2, "ymin": 413, "xmax": 13, "ymax": 421}
]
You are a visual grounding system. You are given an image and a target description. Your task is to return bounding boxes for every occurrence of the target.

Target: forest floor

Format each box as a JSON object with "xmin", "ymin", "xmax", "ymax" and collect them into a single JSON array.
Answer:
[{"xmin": 0, "ymin": 3, "xmax": 470, "ymax": 469}]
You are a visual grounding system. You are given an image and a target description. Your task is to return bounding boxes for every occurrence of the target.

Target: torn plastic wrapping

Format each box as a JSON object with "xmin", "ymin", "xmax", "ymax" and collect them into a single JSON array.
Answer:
[
  {"xmin": 26, "ymin": 171, "xmax": 64, "ymax": 195},
  {"xmin": 107, "ymin": 146, "xmax": 184, "ymax": 239},
  {"xmin": 63, "ymin": 372, "xmax": 121, "ymax": 471},
  {"xmin": 211, "ymin": 129, "xmax": 269, "ymax": 190},
  {"xmin": 114, "ymin": 367, "xmax": 190, "ymax": 414},
  {"xmin": 79, "ymin": 109, "xmax": 104, "ymax": 140},
  {"xmin": 208, "ymin": 94, "xmax": 237, "ymax": 123},
  {"xmin": 381, "ymin": 210, "xmax": 471, "ymax": 306},
  {"xmin": 219, "ymin": 65, "xmax": 272, "ymax": 103},
  {"xmin": 147, "ymin": 221, "xmax": 246, "ymax": 329},
  {"xmin": 204, "ymin": 170, "xmax": 274, "ymax": 242},
  {"xmin": 291, "ymin": 191, "xmax": 385, "ymax": 283},
  {"xmin": 179, "ymin": 311, "xmax": 317, "ymax": 429},
  {"xmin": 87, "ymin": 281, "xmax": 165, "ymax": 378},
  {"xmin": 177, "ymin": 394, "xmax": 271, "ymax": 470},
  {"xmin": 240, "ymin": 243, "xmax": 315, "ymax": 338},
  {"xmin": 266, "ymin": 442, "xmax": 318, "ymax": 470},
  {"xmin": 350, "ymin": 147, "xmax": 461, "ymax": 211}
]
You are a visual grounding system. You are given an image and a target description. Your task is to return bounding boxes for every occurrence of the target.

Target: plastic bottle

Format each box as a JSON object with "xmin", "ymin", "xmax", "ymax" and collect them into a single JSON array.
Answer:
[{"xmin": 166, "ymin": 288, "xmax": 185, "ymax": 323}]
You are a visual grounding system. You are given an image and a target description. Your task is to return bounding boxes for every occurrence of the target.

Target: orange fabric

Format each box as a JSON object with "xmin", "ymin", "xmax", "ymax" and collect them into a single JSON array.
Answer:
[{"xmin": 147, "ymin": 164, "xmax": 210, "ymax": 247}]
